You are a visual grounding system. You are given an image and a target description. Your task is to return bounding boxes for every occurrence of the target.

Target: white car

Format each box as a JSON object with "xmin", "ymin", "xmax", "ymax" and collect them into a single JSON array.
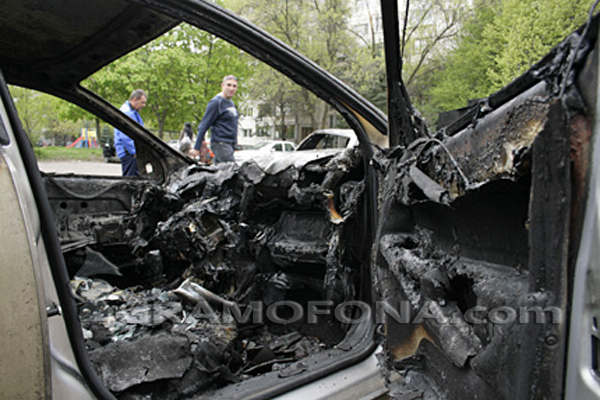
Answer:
[
  {"xmin": 167, "ymin": 139, "xmax": 179, "ymax": 150},
  {"xmin": 235, "ymin": 140, "xmax": 297, "ymax": 163},
  {"xmin": 296, "ymin": 129, "xmax": 358, "ymax": 150},
  {"xmin": 246, "ymin": 129, "xmax": 359, "ymax": 173}
]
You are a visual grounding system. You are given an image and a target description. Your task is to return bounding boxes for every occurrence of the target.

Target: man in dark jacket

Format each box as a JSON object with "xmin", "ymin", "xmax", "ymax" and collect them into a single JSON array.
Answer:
[{"xmin": 190, "ymin": 75, "xmax": 239, "ymax": 163}]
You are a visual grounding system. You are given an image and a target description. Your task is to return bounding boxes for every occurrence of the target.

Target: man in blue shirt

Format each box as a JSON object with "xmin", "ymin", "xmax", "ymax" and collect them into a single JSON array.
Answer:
[
  {"xmin": 114, "ymin": 89, "xmax": 147, "ymax": 176},
  {"xmin": 190, "ymin": 75, "xmax": 239, "ymax": 163}
]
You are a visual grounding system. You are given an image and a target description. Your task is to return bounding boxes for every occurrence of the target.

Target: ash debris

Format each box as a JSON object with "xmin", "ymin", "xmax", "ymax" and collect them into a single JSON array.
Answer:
[{"xmin": 68, "ymin": 150, "xmax": 364, "ymax": 398}]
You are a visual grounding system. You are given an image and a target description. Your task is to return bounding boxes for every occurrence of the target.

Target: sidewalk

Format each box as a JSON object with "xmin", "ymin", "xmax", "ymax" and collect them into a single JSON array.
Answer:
[{"xmin": 37, "ymin": 160, "xmax": 121, "ymax": 176}]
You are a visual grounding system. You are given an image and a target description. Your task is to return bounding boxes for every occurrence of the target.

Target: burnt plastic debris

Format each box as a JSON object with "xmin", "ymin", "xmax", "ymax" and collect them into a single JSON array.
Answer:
[
  {"xmin": 174, "ymin": 277, "xmax": 237, "ymax": 309},
  {"xmin": 263, "ymin": 271, "xmax": 290, "ymax": 305},
  {"xmin": 89, "ymin": 333, "xmax": 193, "ymax": 392},
  {"xmin": 75, "ymin": 246, "xmax": 123, "ymax": 277},
  {"xmin": 64, "ymin": 150, "xmax": 366, "ymax": 398}
]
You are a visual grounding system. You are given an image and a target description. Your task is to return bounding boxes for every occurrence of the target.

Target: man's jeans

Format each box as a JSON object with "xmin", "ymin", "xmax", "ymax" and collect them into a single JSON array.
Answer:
[{"xmin": 211, "ymin": 141, "xmax": 235, "ymax": 163}]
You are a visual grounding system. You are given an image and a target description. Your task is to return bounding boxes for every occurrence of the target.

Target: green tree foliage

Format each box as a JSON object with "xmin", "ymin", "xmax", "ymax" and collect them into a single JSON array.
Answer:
[
  {"xmin": 10, "ymin": 86, "xmax": 46, "ymax": 143},
  {"xmin": 425, "ymin": 1, "xmax": 496, "ymax": 114},
  {"xmin": 427, "ymin": 0, "xmax": 596, "ymax": 120},
  {"xmin": 401, "ymin": 0, "xmax": 467, "ymax": 86},
  {"xmin": 345, "ymin": 44, "xmax": 387, "ymax": 112},
  {"xmin": 486, "ymin": 0, "xmax": 595, "ymax": 90},
  {"xmin": 386, "ymin": 0, "xmax": 472, "ymax": 126},
  {"xmin": 226, "ymin": 0, "xmax": 364, "ymax": 135},
  {"xmin": 10, "ymin": 86, "xmax": 81, "ymax": 146},
  {"xmin": 227, "ymin": 0, "xmax": 312, "ymax": 137},
  {"xmin": 343, "ymin": 1, "xmax": 387, "ymax": 112},
  {"xmin": 85, "ymin": 23, "xmax": 250, "ymax": 139}
]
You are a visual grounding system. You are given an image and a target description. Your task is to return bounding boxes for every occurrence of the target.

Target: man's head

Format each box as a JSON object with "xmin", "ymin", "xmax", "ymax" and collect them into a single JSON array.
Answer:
[
  {"xmin": 220, "ymin": 75, "xmax": 238, "ymax": 100},
  {"xmin": 129, "ymin": 89, "xmax": 147, "ymax": 111}
]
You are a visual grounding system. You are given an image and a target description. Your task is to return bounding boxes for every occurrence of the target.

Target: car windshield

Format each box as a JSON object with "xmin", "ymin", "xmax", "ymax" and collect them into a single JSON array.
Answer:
[
  {"xmin": 252, "ymin": 142, "xmax": 274, "ymax": 149},
  {"xmin": 299, "ymin": 134, "xmax": 350, "ymax": 150}
]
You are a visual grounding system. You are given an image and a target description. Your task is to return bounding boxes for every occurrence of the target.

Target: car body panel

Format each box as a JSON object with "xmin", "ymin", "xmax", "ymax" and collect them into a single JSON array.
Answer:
[
  {"xmin": 0, "ymin": 72, "xmax": 98, "ymax": 399},
  {"xmin": 0, "ymin": 133, "xmax": 50, "ymax": 399},
  {"xmin": 271, "ymin": 348, "xmax": 393, "ymax": 400},
  {"xmin": 566, "ymin": 27, "xmax": 600, "ymax": 398}
]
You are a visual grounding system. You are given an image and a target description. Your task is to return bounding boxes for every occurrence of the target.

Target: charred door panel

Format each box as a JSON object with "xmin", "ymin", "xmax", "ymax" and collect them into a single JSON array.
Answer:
[
  {"xmin": 43, "ymin": 175, "xmax": 147, "ymax": 248},
  {"xmin": 374, "ymin": 34, "xmax": 594, "ymax": 396}
]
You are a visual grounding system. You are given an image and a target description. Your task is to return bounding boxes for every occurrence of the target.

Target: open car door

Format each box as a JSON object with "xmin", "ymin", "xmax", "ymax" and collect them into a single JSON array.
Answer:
[{"xmin": 374, "ymin": 1, "xmax": 600, "ymax": 398}]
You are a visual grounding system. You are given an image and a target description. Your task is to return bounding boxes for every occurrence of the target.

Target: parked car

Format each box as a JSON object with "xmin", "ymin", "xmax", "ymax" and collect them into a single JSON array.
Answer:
[
  {"xmin": 1, "ymin": 1, "xmax": 599, "ymax": 400},
  {"xmin": 296, "ymin": 129, "xmax": 358, "ymax": 151},
  {"xmin": 167, "ymin": 139, "xmax": 179, "ymax": 150},
  {"xmin": 234, "ymin": 140, "xmax": 297, "ymax": 163},
  {"xmin": 102, "ymin": 138, "xmax": 119, "ymax": 163},
  {"xmin": 242, "ymin": 130, "xmax": 358, "ymax": 172}
]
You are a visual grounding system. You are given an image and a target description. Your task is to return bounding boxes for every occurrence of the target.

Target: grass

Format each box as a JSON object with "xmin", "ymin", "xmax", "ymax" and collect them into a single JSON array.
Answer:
[{"xmin": 34, "ymin": 146, "xmax": 104, "ymax": 161}]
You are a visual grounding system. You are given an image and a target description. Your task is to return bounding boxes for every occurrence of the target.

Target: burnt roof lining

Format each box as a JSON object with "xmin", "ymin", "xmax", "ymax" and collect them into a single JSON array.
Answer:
[
  {"xmin": 30, "ymin": 5, "xmax": 174, "ymax": 73},
  {"xmin": 1, "ymin": 1, "xmax": 179, "ymax": 90}
]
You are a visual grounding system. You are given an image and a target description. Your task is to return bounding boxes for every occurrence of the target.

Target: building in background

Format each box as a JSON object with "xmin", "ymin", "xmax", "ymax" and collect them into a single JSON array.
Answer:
[{"xmin": 349, "ymin": 0, "xmax": 384, "ymax": 47}]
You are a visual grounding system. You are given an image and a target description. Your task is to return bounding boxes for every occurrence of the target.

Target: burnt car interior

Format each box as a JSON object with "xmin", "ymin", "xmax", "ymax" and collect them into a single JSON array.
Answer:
[
  {"xmin": 48, "ymin": 142, "xmax": 373, "ymax": 399},
  {"xmin": 3, "ymin": 0, "xmax": 600, "ymax": 399},
  {"xmin": 2, "ymin": 0, "xmax": 385, "ymax": 399}
]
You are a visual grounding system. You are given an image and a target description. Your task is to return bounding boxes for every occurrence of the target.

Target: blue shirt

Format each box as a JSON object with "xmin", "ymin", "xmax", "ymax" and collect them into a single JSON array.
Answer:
[
  {"xmin": 194, "ymin": 94, "xmax": 238, "ymax": 150},
  {"xmin": 114, "ymin": 101, "xmax": 144, "ymax": 159}
]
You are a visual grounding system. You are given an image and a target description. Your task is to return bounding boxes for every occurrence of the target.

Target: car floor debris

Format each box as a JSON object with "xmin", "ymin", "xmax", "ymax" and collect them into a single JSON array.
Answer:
[{"xmin": 53, "ymin": 149, "xmax": 364, "ymax": 398}]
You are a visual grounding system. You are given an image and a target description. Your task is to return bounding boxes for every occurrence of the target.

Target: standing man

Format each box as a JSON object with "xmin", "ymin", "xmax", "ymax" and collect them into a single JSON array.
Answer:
[
  {"xmin": 114, "ymin": 89, "xmax": 147, "ymax": 176},
  {"xmin": 190, "ymin": 75, "xmax": 239, "ymax": 163}
]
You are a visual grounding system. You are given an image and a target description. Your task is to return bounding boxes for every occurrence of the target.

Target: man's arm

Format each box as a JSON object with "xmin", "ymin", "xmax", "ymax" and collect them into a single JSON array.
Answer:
[
  {"xmin": 193, "ymin": 100, "xmax": 219, "ymax": 151},
  {"xmin": 114, "ymin": 129, "xmax": 136, "ymax": 157}
]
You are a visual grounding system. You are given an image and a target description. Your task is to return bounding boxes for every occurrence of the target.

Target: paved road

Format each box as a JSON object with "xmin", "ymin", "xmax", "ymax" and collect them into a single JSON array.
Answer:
[{"xmin": 38, "ymin": 160, "xmax": 122, "ymax": 176}]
